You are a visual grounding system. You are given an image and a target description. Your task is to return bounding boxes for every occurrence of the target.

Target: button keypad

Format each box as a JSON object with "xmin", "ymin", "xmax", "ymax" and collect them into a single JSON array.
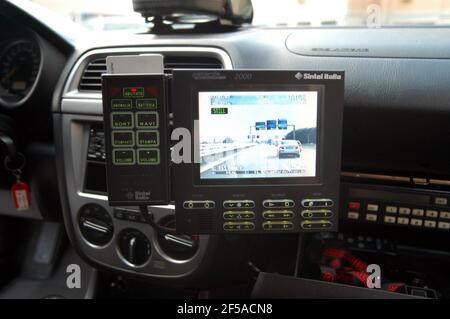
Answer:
[{"xmin": 345, "ymin": 193, "xmax": 450, "ymax": 233}]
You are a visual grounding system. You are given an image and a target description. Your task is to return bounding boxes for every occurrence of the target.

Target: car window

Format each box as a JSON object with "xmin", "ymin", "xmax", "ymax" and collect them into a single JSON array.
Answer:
[{"xmin": 29, "ymin": 0, "xmax": 450, "ymax": 32}]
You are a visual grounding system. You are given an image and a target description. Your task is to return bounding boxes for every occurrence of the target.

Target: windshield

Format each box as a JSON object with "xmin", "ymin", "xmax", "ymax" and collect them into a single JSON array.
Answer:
[{"xmin": 30, "ymin": 0, "xmax": 450, "ymax": 32}]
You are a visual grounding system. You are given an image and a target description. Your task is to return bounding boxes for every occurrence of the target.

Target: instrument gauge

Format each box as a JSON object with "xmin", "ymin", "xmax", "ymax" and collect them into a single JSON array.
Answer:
[{"xmin": 0, "ymin": 40, "xmax": 42, "ymax": 107}]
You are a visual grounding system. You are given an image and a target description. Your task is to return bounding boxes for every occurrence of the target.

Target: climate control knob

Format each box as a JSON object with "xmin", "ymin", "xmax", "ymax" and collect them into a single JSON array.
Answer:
[
  {"xmin": 78, "ymin": 204, "xmax": 114, "ymax": 246},
  {"xmin": 118, "ymin": 229, "xmax": 151, "ymax": 267}
]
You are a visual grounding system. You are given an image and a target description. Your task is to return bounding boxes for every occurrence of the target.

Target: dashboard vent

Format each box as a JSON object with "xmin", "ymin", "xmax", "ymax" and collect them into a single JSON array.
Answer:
[{"xmin": 78, "ymin": 55, "xmax": 223, "ymax": 92}]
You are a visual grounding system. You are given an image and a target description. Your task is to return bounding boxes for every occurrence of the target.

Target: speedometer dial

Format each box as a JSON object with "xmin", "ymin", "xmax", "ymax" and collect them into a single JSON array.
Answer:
[{"xmin": 0, "ymin": 40, "xmax": 41, "ymax": 107}]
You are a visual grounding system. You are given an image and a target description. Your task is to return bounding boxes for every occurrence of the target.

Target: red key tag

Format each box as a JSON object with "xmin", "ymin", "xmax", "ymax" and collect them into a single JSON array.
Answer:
[{"xmin": 11, "ymin": 181, "xmax": 31, "ymax": 211}]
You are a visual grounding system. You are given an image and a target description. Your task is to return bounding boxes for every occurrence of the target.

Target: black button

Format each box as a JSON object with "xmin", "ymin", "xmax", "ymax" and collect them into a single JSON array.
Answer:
[
  {"xmin": 111, "ymin": 99, "xmax": 132, "ymax": 110},
  {"xmin": 262, "ymin": 211, "xmax": 294, "ymax": 219},
  {"xmin": 136, "ymin": 98, "xmax": 157, "ymax": 110},
  {"xmin": 223, "ymin": 211, "xmax": 255, "ymax": 220},
  {"xmin": 137, "ymin": 149, "xmax": 160, "ymax": 165},
  {"xmin": 136, "ymin": 112, "xmax": 159, "ymax": 128},
  {"xmin": 223, "ymin": 200, "xmax": 255, "ymax": 209},
  {"xmin": 123, "ymin": 87, "xmax": 144, "ymax": 98},
  {"xmin": 112, "ymin": 131, "xmax": 134, "ymax": 147},
  {"xmin": 301, "ymin": 220, "xmax": 333, "ymax": 229},
  {"xmin": 262, "ymin": 221, "xmax": 294, "ymax": 231},
  {"xmin": 183, "ymin": 200, "xmax": 215, "ymax": 210},
  {"xmin": 111, "ymin": 112, "xmax": 134, "ymax": 129},
  {"xmin": 262, "ymin": 199, "xmax": 295, "ymax": 209},
  {"xmin": 223, "ymin": 222, "xmax": 255, "ymax": 231},
  {"xmin": 301, "ymin": 210, "xmax": 333, "ymax": 219},
  {"xmin": 113, "ymin": 149, "xmax": 135, "ymax": 165},
  {"xmin": 136, "ymin": 131, "xmax": 159, "ymax": 147},
  {"xmin": 114, "ymin": 208, "xmax": 146, "ymax": 224},
  {"xmin": 301, "ymin": 199, "xmax": 334, "ymax": 208}
]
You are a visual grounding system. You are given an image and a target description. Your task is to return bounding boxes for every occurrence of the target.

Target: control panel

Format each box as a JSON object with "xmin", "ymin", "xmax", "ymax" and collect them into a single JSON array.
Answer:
[
  {"xmin": 102, "ymin": 74, "xmax": 170, "ymax": 206},
  {"xmin": 342, "ymin": 183, "xmax": 450, "ymax": 232},
  {"xmin": 102, "ymin": 69, "xmax": 345, "ymax": 234},
  {"xmin": 178, "ymin": 198, "xmax": 335, "ymax": 233}
]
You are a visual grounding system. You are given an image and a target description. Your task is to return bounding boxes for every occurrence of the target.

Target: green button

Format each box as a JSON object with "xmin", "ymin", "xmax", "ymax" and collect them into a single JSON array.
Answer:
[
  {"xmin": 123, "ymin": 87, "xmax": 144, "ymax": 98},
  {"xmin": 113, "ymin": 149, "xmax": 135, "ymax": 165},
  {"xmin": 136, "ymin": 99, "xmax": 157, "ymax": 110},
  {"xmin": 111, "ymin": 112, "xmax": 133, "ymax": 129},
  {"xmin": 137, "ymin": 130, "xmax": 159, "ymax": 147},
  {"xmin": 136, "ymin": 112, "xmax": 159, "ymax": 128},
  {"xmin": 112, "ymin": 131, "xmax": 134, "ymax": 147},
  {"xmin": 138, "ymin": 149, "xmax": 160, "ymax": 165},
  {"xmin": 111, "ymin": 99, "xmax": 132, "ymax": 110}
]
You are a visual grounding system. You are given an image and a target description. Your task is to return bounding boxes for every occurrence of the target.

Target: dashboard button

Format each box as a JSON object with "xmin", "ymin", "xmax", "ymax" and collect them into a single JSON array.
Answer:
[
  {"xmin": 262, "ymin": 221, "xmax": 294, "ymax": 231},
  {"xmin": 223, "ymin": 200, "xmax": 255, "ymax": 209},
  {"xmin": 136, "ymin": 130, "xmax": 159, "ymax": 147},
  {"xmin": 348, "ymin": 201, "xmax": 360, "ymax": 210},
  {"xmin": 301, "ymin": 209, "xmax": 333, "ymax": 219},
  {"xmin": 301, "ymin": 220, "xmax": 333, "ymax": 230},
  {"xmin": 111, "ymin": 99, "xmax": 132, "ymax": 110},
  {"xmin": 263, "ymin": 199, "xmax": 295, "ymax": 209},
  {"xmin": 114, "ymin": 208, "xmax": 146, "ymax": 223},
  {"xmin": 412, "ymin": 208, "xmax": 424, "ymax": 216},
  {"xmin": 183, "ymin": 200, "xmax": 215, "ymax": 210},
  {"xmin": 424, "ymin": 220, "xmax": 437, "ymax": 228},
  {"xmin": 367, "ymin": 204, "xmax": 379, "ymax": 212},
  {"xmin": 384, "ymin": 216, "xmax": 396, "ymax": 224},
  {"xmin": 440, "ymin": 211, "xmax": 450, "ymax": 219},
  {"xmin": 301, "ymin": 199, "xmax": 333, "ymax": 208},
  {"xmin": 366, "ymin": 214, "xmax": 377, "ymax": 222},
  {"xmin": 123, "ymin": 87, "xmax": 144, "ymax": 98},
  {"xmin": 263, "ymin": 210, "xmax": 294, "ymax": 219},
  {"xmin": 136, "ymin": 112, "xmax": 159, "ymax": 129},
  {"xmin": 347, "ymin": 211, "xmax": 359, "ymax": 220},
  {"xmin": 223, "ymin": 221, "xmax": 255, "ymax": 231},
  {"xmin": 434, "ymin": 197, "xmax": 448, "ymax": 205},
  {"xmin": 410, "ymin": 219, "xmax": 423, "ymax": 227},
  {"xmin": 399, "ymin": 207, "xmax": 411, "ymax": 215},
  {"xmin": 111, "ymin": 112, "xmax": 134, "ymax": 129},
  {"xmin": 385, "ymin": 206, "xmax": 398, "ymax": 214},
  {"xmin": 223, "ymin": 211, "xmax": 255, "ymax": 220},
  {"xmin": 137, "ymin": 149, "xmax": 160, "ymax": 165},
  {"xmin": 397, "ymin": 217, "xmax": 410, "ymax": 225},
  {"xmin": 112, "ymin": 131, "xmax": 134, "ymax": 147},
  {"xmin": 438, "ymin": 221, "xmax": 450, "ymax": 230},
  {"xmin": 136, "ymin": 98, "xmax": 157, "ymax": 110},
  {"xmin": 112, "ymin": 149, "xmax": 135, "ymax": 165},
  {"xmin": 426, "ymin": 210, "xmax": 438, "ymax": 218}
]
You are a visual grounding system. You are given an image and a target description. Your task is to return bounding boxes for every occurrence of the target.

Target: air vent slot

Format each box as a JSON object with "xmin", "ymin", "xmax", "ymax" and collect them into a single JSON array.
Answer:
[
  {"xmin": 78, "ymin": 54, "xmax": 223, "ymax": 92},
  {"xmin": 79, "ymin": 58, "xmax": 107, "ymax": 91},
  {"xmin": 163, "ymin": 56, "xmax": 223, "ymax": 74}
]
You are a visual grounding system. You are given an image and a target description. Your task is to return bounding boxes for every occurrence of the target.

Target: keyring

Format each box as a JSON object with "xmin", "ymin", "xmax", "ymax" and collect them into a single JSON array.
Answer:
[{"xmin": 4, "ymin": 152, "xmax": 26, "ymax": 172}]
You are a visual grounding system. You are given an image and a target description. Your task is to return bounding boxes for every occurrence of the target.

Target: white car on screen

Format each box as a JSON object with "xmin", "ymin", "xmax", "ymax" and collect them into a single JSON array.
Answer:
[{"xmin": 277, "ymin": 140, "xmax": 302, "ymax": 158}]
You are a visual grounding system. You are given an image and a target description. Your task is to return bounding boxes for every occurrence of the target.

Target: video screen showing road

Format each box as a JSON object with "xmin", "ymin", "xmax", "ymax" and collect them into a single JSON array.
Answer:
[{"xmin": 199, "ymin": 91, "xmax": 318, "ymax": 179}]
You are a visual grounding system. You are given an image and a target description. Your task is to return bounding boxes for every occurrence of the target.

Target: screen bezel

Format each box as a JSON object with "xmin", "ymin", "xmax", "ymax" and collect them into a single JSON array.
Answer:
[{"xmin": 192, "ymin": 83, "xmax": 325, "ymax": 186}]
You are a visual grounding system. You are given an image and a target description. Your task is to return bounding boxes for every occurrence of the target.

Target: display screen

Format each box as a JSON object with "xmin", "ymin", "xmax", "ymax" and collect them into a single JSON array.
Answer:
[{"xmin": 198, "ymin": 91, "xmax": 318, "ymax": 180}]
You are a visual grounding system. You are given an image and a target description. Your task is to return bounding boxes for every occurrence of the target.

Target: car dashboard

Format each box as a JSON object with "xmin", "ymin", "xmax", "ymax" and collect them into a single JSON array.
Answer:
[{"xmin": 1, "ymin": 0, "xmax": 449, "ymax": 299}]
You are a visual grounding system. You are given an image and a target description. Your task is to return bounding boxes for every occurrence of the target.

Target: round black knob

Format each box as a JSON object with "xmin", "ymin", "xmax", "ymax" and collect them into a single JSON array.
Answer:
[
  {"xmin": 118, "ymin": 229, "xmax": 151, "ymax": 267},
  {"xmin": 157, "ymin": 215, "xmax": 199, "ymax": 260},
  {"xmin": 78, "ymin": 204, "xmax": 114, "ymax": 246}
]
